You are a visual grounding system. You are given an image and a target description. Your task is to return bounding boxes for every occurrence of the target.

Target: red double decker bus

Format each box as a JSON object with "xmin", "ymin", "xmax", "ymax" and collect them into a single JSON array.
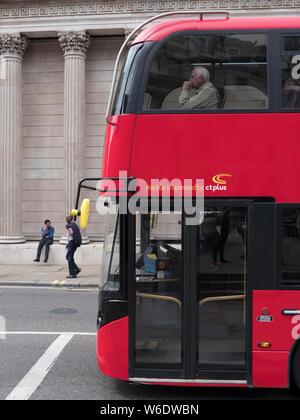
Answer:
[{"xmin": 78, "ymin": 12, "xmax": 300, "ymax": 388}]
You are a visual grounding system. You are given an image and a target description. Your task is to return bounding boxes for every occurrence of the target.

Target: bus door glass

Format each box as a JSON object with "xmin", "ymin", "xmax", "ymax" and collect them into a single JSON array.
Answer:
[
  {"xmin": 134, "ymin": 211, "xmax": 183, "ymax": 368},
  {"xmin": 196, "ymin": 205, "xmax": 247, "ymax": 372}
]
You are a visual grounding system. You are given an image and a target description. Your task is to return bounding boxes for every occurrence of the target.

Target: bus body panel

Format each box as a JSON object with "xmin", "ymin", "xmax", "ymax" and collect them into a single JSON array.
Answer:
[
  {"xmin": 253, "ymin": 290, "xmax": 300, "ymax": 351},
  {"xmin": 102, "ymin": 115, "xmax": 136, "ymax": 178},
  {"xmin": 97, "ymin": 316, "xmax": 129, "ymax": 381},
  {"xmin": 130, "ymin": 114, "xmax": 300, "ymax": 201},
  {"xmin": 252, "ymin": 351, "xmax": 289, "ymax": 388},
  {"xmin": 133, "ymin": 16, "xmax": 300, "ymax": 45},
  {"xmin": 252, "ymin": 290, "xmax": 300, "ymax": 388}
]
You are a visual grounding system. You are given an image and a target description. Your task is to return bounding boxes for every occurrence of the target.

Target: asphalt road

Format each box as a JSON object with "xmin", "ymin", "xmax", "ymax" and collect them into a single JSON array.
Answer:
[{"xmin": 1, "ymin": 286, "xmax": 300, "ymax": 400}]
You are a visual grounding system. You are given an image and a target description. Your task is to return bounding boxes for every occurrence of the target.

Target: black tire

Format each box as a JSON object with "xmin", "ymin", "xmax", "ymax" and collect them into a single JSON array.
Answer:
[{"xmin": 291, "ymin": 343, "xmax": 300, "ymax": 388}]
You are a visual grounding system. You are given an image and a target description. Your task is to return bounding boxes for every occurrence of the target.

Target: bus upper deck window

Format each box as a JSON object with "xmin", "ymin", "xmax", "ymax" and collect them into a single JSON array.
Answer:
[
  {"xmin": 143, "ymin": 33, "xmax": 268, "ymax": 111},
  {"xmin": 281, "ymin": 35, "xmax": 300, "ymax": 109}
]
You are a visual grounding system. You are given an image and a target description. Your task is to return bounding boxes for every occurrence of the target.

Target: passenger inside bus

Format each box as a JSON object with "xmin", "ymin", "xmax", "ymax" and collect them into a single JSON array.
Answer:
[{"xmin": 178, "ymin": 66, "xmax": 220, "ymax": 109}]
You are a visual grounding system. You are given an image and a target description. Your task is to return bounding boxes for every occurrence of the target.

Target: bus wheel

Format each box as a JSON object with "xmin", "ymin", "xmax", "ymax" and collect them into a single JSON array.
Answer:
[{"xmin": 291, "ymin": 343, "xmax": 300, "ymax": 388}]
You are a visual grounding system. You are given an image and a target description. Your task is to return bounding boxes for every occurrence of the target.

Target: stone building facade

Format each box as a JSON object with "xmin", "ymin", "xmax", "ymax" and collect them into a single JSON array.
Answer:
[{"xmin": 0, "ymin": 0, "xmax": 300, "ymax": 244}]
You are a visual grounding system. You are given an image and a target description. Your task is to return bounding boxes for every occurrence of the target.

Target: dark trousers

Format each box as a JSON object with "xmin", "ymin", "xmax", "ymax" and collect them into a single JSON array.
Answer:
[
  {"xmin": 66, "ymin": 240, "xmax": 79, "ymax": 276},
  {"xmin": 36, "ymin": 237, "xmax": 53, "ymax": 261},
  {"xmin": 212, "ymin": 231, "xmax": 229, "ymax": 262}
]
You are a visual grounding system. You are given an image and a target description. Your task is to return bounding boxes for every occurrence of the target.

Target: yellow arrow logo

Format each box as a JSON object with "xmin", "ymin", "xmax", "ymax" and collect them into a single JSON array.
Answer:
[{"xmin": 212, "ymin": 174, "xmax": 232, "ymax": 185}]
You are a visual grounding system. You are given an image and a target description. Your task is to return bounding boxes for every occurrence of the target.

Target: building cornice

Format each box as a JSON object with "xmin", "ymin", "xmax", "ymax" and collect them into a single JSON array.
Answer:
[
  {"xmin": 1, "ymin": 1, "xmax": 300, "ymax": 38},
  {"xmin": 1, "ymin": 0, "xmax": 300, "ymax": 19}
]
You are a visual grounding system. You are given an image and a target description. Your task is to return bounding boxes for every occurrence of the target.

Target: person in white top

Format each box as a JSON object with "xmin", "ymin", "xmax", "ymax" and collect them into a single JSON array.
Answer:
[{"xmin": 66, "ymin": 224, "xmax": 73, "ymax": 242}]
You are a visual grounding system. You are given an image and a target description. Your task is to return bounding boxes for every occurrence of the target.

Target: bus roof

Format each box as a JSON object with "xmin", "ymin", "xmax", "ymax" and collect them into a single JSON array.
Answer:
[{"xmin": 132, "ymin": 16, "xmax": 300, "ymax": 44}]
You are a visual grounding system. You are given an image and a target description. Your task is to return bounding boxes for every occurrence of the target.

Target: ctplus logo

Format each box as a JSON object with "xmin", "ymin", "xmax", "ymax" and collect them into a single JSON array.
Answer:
[
  {"xmin": 212, "ymin": 174, "xmax": 232, "ymax": 185},
  {"xmin": 205, "ymin": 174, "xmax": 232, "ymax": 192}
]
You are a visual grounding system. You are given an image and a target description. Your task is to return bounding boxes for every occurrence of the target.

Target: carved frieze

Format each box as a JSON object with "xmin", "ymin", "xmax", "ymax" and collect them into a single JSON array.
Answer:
[{"xmin": 0, "ymin": 0, "xmax": 300, "ymax": 19}]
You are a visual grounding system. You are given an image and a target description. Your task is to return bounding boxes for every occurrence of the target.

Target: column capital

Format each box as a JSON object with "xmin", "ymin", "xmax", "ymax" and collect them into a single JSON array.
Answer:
[
  {"xmin": 0, "ymin": 33, "xmax": 27, "ymax": 58},
  {"xmin": 58, "ymin": 31, "xmax": 90, "ymax": 57}
]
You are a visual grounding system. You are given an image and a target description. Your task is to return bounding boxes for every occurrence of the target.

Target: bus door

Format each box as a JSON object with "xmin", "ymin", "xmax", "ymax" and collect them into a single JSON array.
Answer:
[
  {"xmin": 132, "ymin": 208, "xmax": 184, "ymax": 379},
  {"xmin": 130, "ymin": 201, "xmax": 251, "ymax": 382},
  {"xmin": 194, "ymin": 202, "xmax": 249, "ymax": 380}
]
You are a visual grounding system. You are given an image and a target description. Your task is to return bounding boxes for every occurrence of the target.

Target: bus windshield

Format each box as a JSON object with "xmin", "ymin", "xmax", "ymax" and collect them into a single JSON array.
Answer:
[
  {"xmin": 100, "ymin": 204, "xmax": 120, "ymax": 291},
  {"xmin": 112, "ymin": 43, "xmax": 143, "ymax": 116}
]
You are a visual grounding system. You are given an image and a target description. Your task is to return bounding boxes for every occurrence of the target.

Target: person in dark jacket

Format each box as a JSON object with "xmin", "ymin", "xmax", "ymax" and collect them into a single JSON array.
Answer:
[
  {"xmin": 65, "ymin": 215, "xmax": 82, "ymax": 278},
  {"xmin": 33, "ymin": 219, "xmax": 54, "ymax": 263}
]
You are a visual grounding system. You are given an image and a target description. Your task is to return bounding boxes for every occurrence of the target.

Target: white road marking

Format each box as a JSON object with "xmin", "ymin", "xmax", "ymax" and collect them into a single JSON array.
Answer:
[{"xmin": 5, "ymin": 333, "xmax": 75, "ymax": 400}]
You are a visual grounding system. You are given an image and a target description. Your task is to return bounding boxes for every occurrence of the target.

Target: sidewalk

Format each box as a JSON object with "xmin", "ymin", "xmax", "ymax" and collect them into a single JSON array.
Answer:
[
  {"xmin": 0, "ymin": 242, "xmax": 103, "ymax": 266},
  {"xmin": 0, "ymin": 264, "xmax": 100, "ymax": 288}
]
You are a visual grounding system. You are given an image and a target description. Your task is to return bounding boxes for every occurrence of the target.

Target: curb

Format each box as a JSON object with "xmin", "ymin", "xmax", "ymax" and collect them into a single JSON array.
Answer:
[{"xmin": 0, "ymin": 281, "xmax": 99, "ymax": 289}]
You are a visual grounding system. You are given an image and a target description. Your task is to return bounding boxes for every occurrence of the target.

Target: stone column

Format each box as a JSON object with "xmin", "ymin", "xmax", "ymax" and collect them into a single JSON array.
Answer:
[
  {"xmin": 0, "ymin": 34, "xmax": 27, "ymax": 243},
  {"xmin": 59, "ymin": 31, "xmax": 90, "ymax": 244}
]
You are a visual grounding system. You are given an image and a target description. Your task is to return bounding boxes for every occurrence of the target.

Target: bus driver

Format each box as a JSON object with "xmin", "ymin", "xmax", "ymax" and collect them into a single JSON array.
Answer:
[{"xmin": 178, "ymin": 66, "xmax": 220, "ymax": 110}]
